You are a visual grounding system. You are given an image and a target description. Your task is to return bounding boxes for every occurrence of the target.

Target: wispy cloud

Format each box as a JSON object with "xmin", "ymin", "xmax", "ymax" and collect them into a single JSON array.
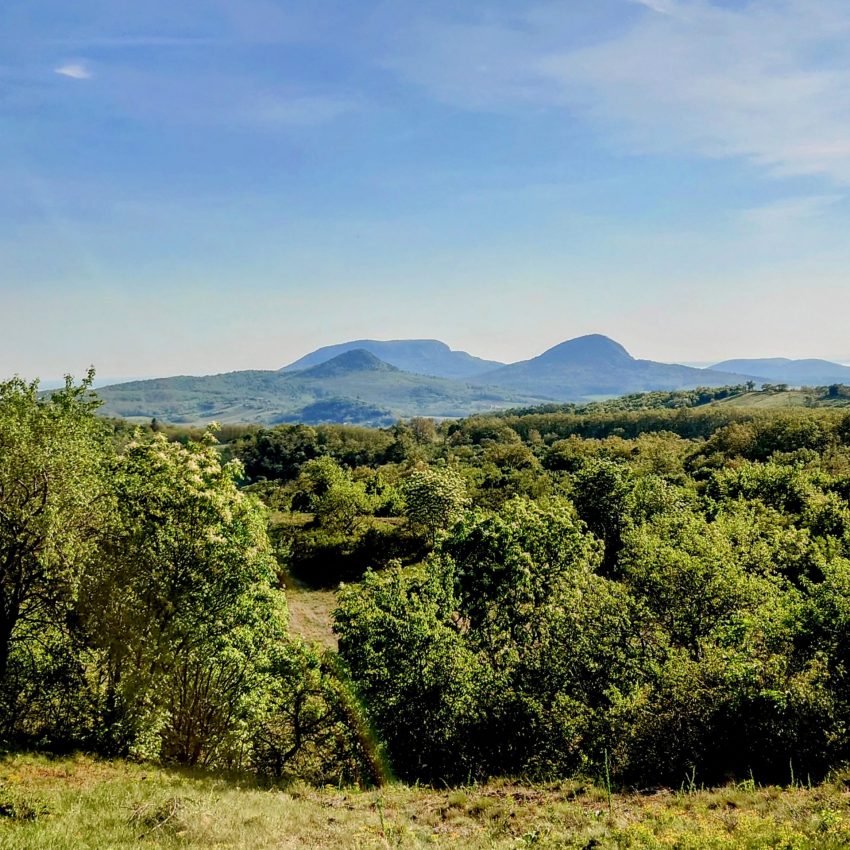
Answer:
[
  {"xmin": 629, "ymin": 0, "xmax": 676, "ymax": 14},
  {"xmin": 386, "ymin": 0, "xmax": 850, "ymax": 185},
  {"xmin": 542, "ymin": 0, "xmax": 850, "ymax": 184},
  {"xmin": 54, "ymin": 62, "xmax": 92, "ymax": 80},
  {"xmin": 49, "ymin": 36, "xmax": 222, "ymax": 48},
  {"xmin": 247, "ymin": 93, "xmax": 362, "ymax": 127},
  {"xmin": 737, "ymin": 195, "xmax": 843, "ymax": 231},
  {"xmin": 64, "ymin": 58, "xmax": 363, "ymax": 130}
]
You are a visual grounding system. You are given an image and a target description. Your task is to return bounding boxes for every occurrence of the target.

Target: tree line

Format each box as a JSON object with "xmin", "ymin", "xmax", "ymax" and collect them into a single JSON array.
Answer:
[{"xmin": 237, "ymin": 402, "xmax": 850, "ymax": 786}]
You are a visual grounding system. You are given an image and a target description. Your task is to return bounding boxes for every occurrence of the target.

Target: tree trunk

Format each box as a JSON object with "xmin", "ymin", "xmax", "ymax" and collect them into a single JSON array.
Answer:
[{"xmin": 0, "ymin": 591, "xmax": 17, "ymax": 684}]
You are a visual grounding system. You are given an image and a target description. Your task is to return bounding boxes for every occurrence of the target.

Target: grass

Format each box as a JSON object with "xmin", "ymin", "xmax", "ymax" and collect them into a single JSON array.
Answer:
[
  {"xmin": 711, "ymin": 390, "xmax": 818, "ymax": 409},
  {"xmin": 4, "ymin": 754, "xmax": 850, "ymax": 849},
  {"xmin": 711, "ymin": 389, "xmax": 850, "ymax": 409},
  {"xmin": 285, "ymin": 584, "xmax": 339, "ymax": 650}
]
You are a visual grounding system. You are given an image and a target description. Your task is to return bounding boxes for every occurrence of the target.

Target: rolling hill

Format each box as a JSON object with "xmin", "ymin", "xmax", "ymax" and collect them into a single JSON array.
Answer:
[
  {"xmin": 93, "ymin": 334, "xmax": 781, "ymax": 426},
  {"xmin": 479, "ymin": 334, "xmax": 751, "ymax": 399},
  {"xmin": 96, "ymin": 349, "xmax": 545, "ymax": 426},
  {"xmin": 711, "ymin": 357, "xmax": 850, "ymax": 387},
  {"xmin": 281, "ymin": 338, "xmax": 503, "ymax": 379}
]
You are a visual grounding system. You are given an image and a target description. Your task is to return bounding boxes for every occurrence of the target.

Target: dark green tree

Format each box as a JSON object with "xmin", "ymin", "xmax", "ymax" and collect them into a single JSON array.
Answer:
[{"xmin": 0, "ymin": 372, "xmax": 112, "ymax": 738}]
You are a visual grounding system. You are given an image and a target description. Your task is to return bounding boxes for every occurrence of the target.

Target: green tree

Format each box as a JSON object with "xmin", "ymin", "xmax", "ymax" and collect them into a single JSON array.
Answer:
[
  {"xmin": 335, "ymin": 562, "xmax": 482, "ymax": 782},
  {"xmin": 81, "ymin": 431, "xmax": 287, "ymax": 764},
  {"xmin": 238, "ymin": 424, "xmax": 320, "ymax": 482},
  {"xmin": 620, "ymin": 510, "xmax": 775, "ymax": 656},
  {"xmin": 569, "ymin": 459, "xmax": 636, "ymax": 574},
  {"xmin": 296, "ymin": 456, "xmax": 372, "ymax": 534},
  {"xmin": 0, "ymin": 372, "xmax": 112, "ymax": 734},
  {"xmin": 250, "ymin": 644, "xmax": 388, "ymax": 786},
  {"xmin": 401, "ymin": 467, "xmax": 468, "ymax": 541},
  {"xmin": 336, "ymin": 499, "xmax": 639, "ymax": 781}
]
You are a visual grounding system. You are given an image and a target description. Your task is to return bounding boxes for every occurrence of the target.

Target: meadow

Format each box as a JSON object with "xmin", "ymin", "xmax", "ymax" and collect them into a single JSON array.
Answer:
[{"xmin": 4, "ymin": 754, "xmax": 850, "ymax": 849}]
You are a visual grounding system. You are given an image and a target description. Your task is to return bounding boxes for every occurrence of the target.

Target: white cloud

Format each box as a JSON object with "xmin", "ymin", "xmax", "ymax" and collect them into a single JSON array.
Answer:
[
  {"xmin": 629, "ymin": 0, "xmax": 676, "ymax": 13},
  {"xmin": 247, "ymin": 93, "xmax": 361, "ymax": 127},
  {"xmin": 541, "ymin": 0, "xmax": 850, "ymax": 183},
  {"xmin": 386, "ymin": 0, "xmax": 850, "ymax": 185},
  {"xmin": 737, "ymin": 195, "xmax": 843, "ymax": 231},
  {"xmin": 54, "ymin": 62, "xmax": 92, "ymax": 80}
]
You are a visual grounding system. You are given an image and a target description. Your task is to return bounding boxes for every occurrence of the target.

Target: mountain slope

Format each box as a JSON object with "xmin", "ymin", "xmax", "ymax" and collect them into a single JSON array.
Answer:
[
  {"xmin": 479, "ymin": 334, "xmax": 752, "ymax": 401},
  {"xmin": 94, "ymin": 335, "xmax": 773, "ymax": 426},
  {"xmin": 281, "ymin": 339, "xmax": 503, "ymax": 380},
  {"xmin": 297, "ymin": 348, "xmax": 400, "ymax": 378},
  {"xmin": 711, "ymin": 357, "xmax": 850, "ymax": 387},
  {"xmin": 96, "ymin": 350, "xmax": 545, "ymax": 426}
]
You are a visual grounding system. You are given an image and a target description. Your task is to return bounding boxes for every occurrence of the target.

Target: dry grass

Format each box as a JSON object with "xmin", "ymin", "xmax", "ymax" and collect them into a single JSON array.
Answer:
[
  {"xmin": 286, "ymin": 586, "xmax": 339, "ymax": 650},
  {"xmin": 3, "ymin": 754, "xmax": 850, "ymax": 849}
]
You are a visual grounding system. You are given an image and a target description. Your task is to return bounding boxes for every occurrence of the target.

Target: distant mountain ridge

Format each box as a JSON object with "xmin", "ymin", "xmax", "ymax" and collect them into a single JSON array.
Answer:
[
  {"xmin": 478, "ymin": 334, "xmax": 751, "ymax": 399},
  {"xmin": 93, "ymin": 333, "xmax": 798, "ymax": 427},
  {"xmin": 711, "ymin": 358, "xmax": 850, "ymax": 387},
  {"xmin": 282, "ymin": 338, "xmax": 503, "ymax": 380},
  {"xmin": 96, "ymin": 349, "xmax": 544, "ymax": 427}
]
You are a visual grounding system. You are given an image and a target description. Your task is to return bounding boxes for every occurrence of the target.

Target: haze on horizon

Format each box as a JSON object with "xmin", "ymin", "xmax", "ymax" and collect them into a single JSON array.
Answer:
[{"xmin": 3, "ymin": 0, "xmax": 850, "ymax": 381}]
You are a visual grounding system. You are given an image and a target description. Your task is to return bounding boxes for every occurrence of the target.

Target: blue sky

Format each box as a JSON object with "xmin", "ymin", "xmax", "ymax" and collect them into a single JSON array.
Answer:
[{"xmin": 3, "ymin": 0, "xmax": 850, "ymax": 379}]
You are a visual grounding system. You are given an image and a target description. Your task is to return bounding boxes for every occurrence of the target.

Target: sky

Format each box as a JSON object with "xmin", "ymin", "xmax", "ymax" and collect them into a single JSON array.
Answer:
[{"xmin": 3, "ymin": 0, "xmax": 850, "ymax": 380}]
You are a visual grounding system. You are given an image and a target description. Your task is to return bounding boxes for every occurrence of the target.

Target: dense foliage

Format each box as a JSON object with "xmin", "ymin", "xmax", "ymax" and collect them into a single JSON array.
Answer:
[
  {"xmin": 5, "ymin": 377, "xmax": 850, "ymax": 791},
  {"xmin": 0, "ymin": 376, "xmax": 383, "ymax": 785},
  {"xmin": 232, "ymin": 399, "xmax": 850, "ymax": 786}
]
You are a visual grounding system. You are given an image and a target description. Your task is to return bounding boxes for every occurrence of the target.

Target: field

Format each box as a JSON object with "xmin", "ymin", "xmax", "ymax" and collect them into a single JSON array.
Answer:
[
  {"xmin": 710, "ymin": 389, "xmax": 850, "ymax": 409},
  {"xmin": 284, "ymin": 583, "xmax": 338, "ymax": 650},
  {"xmin": 3, "ymin": 754, "xmax": 850, "ymax": 849}
]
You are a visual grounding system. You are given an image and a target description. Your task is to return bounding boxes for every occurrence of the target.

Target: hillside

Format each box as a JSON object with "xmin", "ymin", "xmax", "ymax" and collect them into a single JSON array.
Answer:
[
  {"xmin": 95, "ymin": 350, "xmax": 544, "ymax": 426},
  {"xmin": 282, "ymin": 338, "xmax": 504, "ymax": 379},
  {"xmin": 712, "ymin": 357, "xmax": 850, "ymax": 386},
  {"xmin": 479, "ymin": 334, "xmax": 752, "ymax": 400},
  {"xmin": 709, "ymin": 388, "xmax": 850, "ymax": 409},
  {"xmin": 10, "ymin": 373, "xmax": 850, "ymax": 840},
  {"xmin": 491, "ymin": 383, "xmax": 850, "ymax": 418},
  {"xmin": 94, "ymin": 335, "xmax": 850, "ymax": 426}
]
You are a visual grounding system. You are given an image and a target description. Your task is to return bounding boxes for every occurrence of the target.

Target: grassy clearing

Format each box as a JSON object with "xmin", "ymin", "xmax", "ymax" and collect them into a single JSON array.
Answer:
[
  {"xmin": 285, "ymin": 584, "xmax": 338, "ymax": 650},
  {"xmin": 711, "ymin": 390, "xmax": 850, "ymax": 409},
  {"xmin": 3, "ymin": 755, "xmax": 850, "ymax": 849}
]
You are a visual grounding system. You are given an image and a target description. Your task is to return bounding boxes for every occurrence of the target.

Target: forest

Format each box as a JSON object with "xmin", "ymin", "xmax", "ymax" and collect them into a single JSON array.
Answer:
[{"xmin": 4, "ymin": 373, "xmax": 850, "ymax": 800}]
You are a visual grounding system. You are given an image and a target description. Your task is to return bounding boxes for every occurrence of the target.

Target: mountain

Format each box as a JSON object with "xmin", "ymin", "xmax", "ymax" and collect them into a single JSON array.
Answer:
[
  {"xmin": 282, "ymin": 339, "xmax": 503, "ymax": 380},
  {"xmin": 94, "ymin": 334, "xmax": 767, "ymax": 426},
  {"xmin": 297, "ymin": 348, "xmax": 400, "ymax": 378},
  {"xmin": 479, "ymin": 334, "xmax": 751, "ymax": 401},
  {"xmin": 96, "ymin": 350, "xmax": 544, "ymax": 427},
  {"xmin": 710, "ymin": 358, "xmax": 850, "ymax": 387}
]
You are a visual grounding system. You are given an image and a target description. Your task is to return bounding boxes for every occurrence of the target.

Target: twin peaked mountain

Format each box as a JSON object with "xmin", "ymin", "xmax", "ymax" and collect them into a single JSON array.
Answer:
[
  {"xmin": 95, "ymin": 335, "xmax": 850, "ymax": 426},
  {"xmin": 281, "ymin": 335, "xmax": 742, "ymax": 395}
]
